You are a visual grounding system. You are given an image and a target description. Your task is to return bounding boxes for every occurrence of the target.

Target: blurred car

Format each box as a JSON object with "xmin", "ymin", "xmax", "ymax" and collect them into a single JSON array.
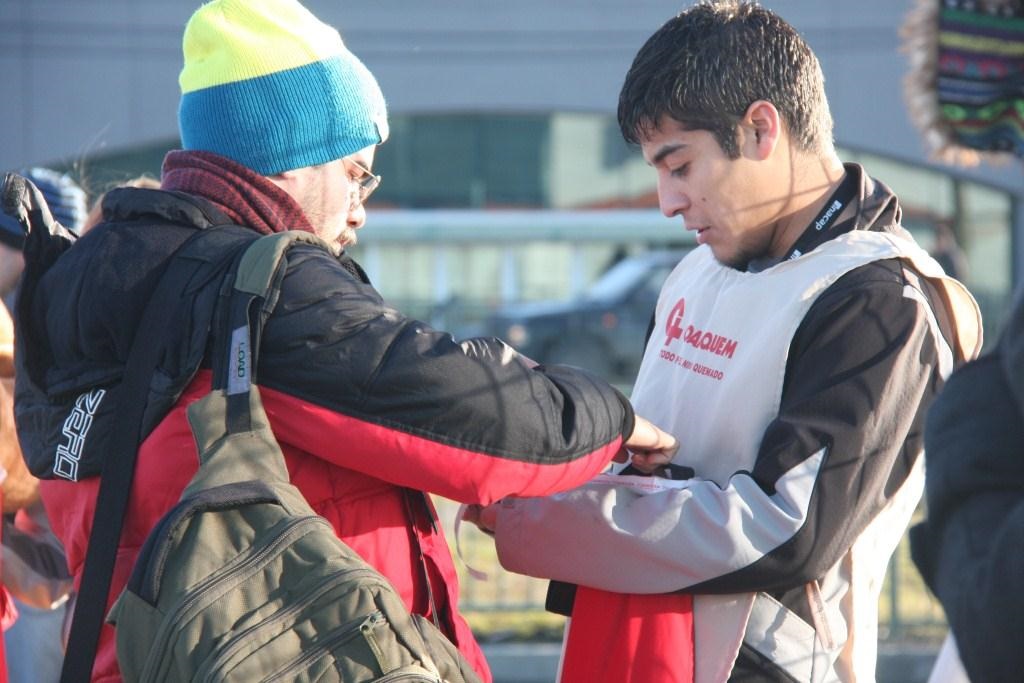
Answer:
[{"xmin": 481, "ymin": 250, "xmax": 689, "ymax": 384}]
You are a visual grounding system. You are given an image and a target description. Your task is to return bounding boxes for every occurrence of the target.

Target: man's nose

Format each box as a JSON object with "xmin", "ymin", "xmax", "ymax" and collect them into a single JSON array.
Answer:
[
  {"xmin": 658, "ymin": 177, "xmax": 689, "ymax": 218},
  {"xmin": 348, "ymin": 202, "xmax": 367, "ymax": 229}
]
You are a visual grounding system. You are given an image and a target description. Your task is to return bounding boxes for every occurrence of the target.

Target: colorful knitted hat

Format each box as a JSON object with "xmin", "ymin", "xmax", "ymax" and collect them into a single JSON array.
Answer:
[
  {"xmin": 902, "ymin": 0, "xmax": 1024, "ymax": 164},
  {"xmin": 0, "ymin": 167, "xmax": 86, "ymax": 249},
  {"xmin": 178, "ymin": 0, "xmax": 389, "ymax": 176}
]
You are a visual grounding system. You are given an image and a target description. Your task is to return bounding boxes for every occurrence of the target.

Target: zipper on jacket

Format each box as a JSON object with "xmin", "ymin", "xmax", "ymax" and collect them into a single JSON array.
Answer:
[{"xmin": 138, "ymin": 515, "xmax": 331, "ymax": 682}]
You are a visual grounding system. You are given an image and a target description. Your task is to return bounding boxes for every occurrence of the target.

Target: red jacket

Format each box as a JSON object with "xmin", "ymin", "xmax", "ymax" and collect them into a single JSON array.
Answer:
[{"xmin": 25, "ymin": 185, "xmax": 633, "ymax": 682}]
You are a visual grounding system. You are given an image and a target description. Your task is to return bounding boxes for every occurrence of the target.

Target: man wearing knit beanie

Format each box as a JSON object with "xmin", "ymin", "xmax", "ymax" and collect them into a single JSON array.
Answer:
[
  {"xmin": 167, "ymin": 0, "xmax": 390, "ymax": 252},
  {"xmin": 11, "ymin": 1, "xmax": 676, "ymax": 682}
]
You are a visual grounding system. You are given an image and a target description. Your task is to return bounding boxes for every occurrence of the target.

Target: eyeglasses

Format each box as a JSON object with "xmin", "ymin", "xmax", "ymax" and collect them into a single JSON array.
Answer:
[{"xmin": 344, "ymin": 157, "xmax": 381, "ymax": 208}]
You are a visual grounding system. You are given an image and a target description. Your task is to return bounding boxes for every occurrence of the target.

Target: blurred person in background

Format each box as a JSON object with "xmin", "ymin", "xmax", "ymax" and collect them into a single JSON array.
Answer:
[
  {"xmin": 80, "ymin": 175, "xmax": 161, "ymax": 235},
  {"xmin": 0, "ymin": 166, "xmax": 83, "ymax": 683},
  {"xmin": 469, "ymin": 2, "xmax": 983, "ymax": 682},
  {"xmin": 0, "ymin": 303, "xmax": 16, "ymax": 682},
  {"xmin": 8, "ymin": 1, "xmax": 677, "ymax": 682},
  {"xmin": 929, "ymin": 221, "xmax": 969, "ymax": 283},
  {"xmin": 910, "ymin": 284, "xmax": 1024, "ymax": 683}
]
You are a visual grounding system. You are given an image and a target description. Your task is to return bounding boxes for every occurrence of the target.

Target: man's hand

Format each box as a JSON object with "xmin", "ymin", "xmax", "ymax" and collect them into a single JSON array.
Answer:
[
  {"xmin": 614, "ymin": 415, "xmax": 678, "ymax": 474},
  {"xmin": 462, "ymin": 502, "xmax": 498, "ymax": 536},
  {"xmin": 464, "ymin": 416, "xmax": 678, "ymax": 535}
]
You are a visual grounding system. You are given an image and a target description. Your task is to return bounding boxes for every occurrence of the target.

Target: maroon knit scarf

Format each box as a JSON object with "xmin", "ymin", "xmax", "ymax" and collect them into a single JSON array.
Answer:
[{"xmin": 161, "ymin": 150, "xmax": 316, "ymax": 235}]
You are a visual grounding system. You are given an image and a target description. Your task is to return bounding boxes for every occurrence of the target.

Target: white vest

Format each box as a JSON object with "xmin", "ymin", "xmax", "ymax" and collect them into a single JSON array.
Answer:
[{"xmin": 629, "ymin": 231, "xmax": 979, "ymax": 683}]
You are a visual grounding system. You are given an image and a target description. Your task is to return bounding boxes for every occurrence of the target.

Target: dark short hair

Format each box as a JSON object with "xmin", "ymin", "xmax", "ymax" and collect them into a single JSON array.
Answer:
[{"xmin": 618, "ymin": 1, "xmax": 833, "ymax": 158}]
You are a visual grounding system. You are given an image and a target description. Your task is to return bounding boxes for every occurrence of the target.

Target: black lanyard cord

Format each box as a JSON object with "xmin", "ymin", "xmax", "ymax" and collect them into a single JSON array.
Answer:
[{"xmin": 781, "ymin": 170, "xmax": 861, "ymax": 263}]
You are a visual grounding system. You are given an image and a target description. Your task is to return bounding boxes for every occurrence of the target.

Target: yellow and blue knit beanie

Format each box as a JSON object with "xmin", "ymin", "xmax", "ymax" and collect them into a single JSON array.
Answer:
[{"xmin": 178, "ymin": 0, "xmax": 389, "ymax": 176}]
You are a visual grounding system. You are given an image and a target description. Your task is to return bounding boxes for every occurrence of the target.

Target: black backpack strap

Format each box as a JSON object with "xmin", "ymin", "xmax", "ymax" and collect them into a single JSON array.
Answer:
[{"xmin": 59, "ymin": 226, "xmax": 254, "ymax": 683}]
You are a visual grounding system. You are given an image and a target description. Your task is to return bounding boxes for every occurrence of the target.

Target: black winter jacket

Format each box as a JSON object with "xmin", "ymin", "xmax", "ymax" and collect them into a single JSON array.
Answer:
[{"xmin": 911, "ymin": 285, "xmax": 1024, "ymax": 683}]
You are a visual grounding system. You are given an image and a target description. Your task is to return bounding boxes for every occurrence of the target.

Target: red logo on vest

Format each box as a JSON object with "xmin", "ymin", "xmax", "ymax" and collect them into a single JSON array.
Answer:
[
  {"xmin": 662, "ymin": 297, "xmax": 739, "ymax": 359},
  {"xmin": 665, "ymin": 298, "xmax": 686, "ymax": 346}
]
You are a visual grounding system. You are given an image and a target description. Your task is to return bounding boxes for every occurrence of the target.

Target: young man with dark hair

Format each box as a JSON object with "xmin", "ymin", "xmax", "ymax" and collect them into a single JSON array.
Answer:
[{"xmin": 471, "ymin": 2, "xmax": 982, "ymax": 681}]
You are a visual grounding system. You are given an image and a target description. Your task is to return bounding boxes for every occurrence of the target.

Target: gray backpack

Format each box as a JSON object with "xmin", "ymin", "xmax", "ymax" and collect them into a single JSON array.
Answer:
[{"xmin": 106, "ymin": 232, "xmax": 481, "ymax": 683}]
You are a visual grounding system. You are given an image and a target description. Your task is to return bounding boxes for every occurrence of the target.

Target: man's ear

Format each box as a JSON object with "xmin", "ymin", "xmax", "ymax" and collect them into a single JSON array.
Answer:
[{"xmin": 740, "ymin": 100, "xmax": 782, "ymax": 160}]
